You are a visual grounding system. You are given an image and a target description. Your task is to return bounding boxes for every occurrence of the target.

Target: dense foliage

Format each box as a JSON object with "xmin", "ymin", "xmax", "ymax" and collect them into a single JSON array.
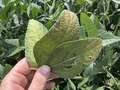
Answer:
[{"xmin": 0, "ymin": 0, "xmax": 120, "ymax": 90}]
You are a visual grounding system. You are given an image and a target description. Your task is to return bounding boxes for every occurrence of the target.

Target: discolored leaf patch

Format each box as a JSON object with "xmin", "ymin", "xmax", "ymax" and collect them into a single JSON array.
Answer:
[{"xmin": 25, "ymin": 19, "xmax": 48, "ymax": 67}]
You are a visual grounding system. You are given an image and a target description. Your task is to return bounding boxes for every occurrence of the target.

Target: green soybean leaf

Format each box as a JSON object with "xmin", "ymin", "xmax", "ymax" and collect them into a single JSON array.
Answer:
[
  {"xmin": 33, "ymin": 10, "xmax": 80, "ymax": 66},
  {"xmin": 0, "ymin": 64, "xmax": 4, "ymax": 79},
  {"xmin": 76, "ymin": 0, "xmax": 86, "ymax": 5},
  {"xmin": 98, "ymin": 30, "xmax": 120, "ymax": 40},
  {"xmin": 80, "ymin": 13, "xmax": 98, "ymax": 37},
  {"xmin": 34, "ymin": 38, "xmax": 102, "ymax": 78},
  {"xmin": 99, "ymin": 30, "xmax": 120, "ymax": 47},
  {"xmin": 7, "ymin": 46, "xmax": 25, "ymax": 57},
  {"xmin": 90, "ymin": 14, "xmax": 100, "ymax": 29},
  {"xmin": 48, "ymin": 38, "xmax": 102, "ymax": 78},
  {"xmin": 25, "ymin": 19, "xmax": 48, "ymax": 67},
  {"xmin": 66, "ymin": 79, "xmax": 76, "ymax": 90},
  {"xmin": 102, "ymin": 39, "xmax": 120, "ymax": 47},
  {"xmin": 112, "ymin": 0, "xmax": 120, "ymax": 4}
]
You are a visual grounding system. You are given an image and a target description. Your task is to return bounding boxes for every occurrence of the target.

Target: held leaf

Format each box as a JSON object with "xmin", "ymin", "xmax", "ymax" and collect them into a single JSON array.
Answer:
[
  {"xmin": 25, "ymin": 19, "xmax": 48, "ymax": 67},
  {"xmin": 48, "ymin": 38, "xmax": 102, "ymax": 78},
  {"xmin": 25, "ymin": 10, "xmax": 102, "ymax": 78},
  {"xmin": 33, "ymin": 10, "xmax": 80, "ymax": 66}
]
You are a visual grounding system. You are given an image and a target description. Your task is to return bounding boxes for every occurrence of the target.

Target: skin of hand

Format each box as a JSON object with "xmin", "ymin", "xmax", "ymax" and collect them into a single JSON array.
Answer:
[{"xmin": 0, "ymin": 58, "xmax": 57, "ymax": 90}]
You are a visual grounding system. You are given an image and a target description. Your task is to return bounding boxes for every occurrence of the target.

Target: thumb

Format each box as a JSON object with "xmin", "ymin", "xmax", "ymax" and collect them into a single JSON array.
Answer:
[{"xmin": 28, "ymin": 65, "xmax": 50, "ymax": 90}]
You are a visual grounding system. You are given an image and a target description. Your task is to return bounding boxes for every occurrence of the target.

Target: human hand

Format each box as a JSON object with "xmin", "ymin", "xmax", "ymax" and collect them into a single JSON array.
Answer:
[{"xmin": 0, "ymin": 58, "xmax": 56, "ymax": 90}]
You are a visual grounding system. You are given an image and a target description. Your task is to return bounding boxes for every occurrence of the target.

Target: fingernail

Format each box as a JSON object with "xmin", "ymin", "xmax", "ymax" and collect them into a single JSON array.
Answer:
[{"xmin": 39, "ymin": 65, "xmax": 50, "ymax": 76}]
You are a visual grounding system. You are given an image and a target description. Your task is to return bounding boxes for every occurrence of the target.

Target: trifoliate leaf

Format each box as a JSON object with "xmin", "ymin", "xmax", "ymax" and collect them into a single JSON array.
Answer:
[{"xmin": 26, "ymin": 10, "xmax": 102, "ymax": 78}]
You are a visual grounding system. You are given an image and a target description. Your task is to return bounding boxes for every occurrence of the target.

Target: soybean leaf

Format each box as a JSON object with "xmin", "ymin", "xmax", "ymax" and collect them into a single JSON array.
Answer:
[
  {"xmin": 1, "ymin": 64, "xmax": 12, "ymax": 79},
  {"xmin": 84, "ymin": 30, "xmax": 120, "ymax": 77},
  {"xmin": 90, "ymin": 14, "xmax": 100, "ymax": 30},
  {"xmin": 7, "ymin": 46, "xmax": 25, "ymax": 57},
  {"xmin": 80, "ymin": 13, "xmax": 98, "ymax": 37},
  {"xmin": 5, "ymin": 39, "xmax": 19, "ymax": 47},
  {"xmin": 96, "ymin": 87, "xmax": 104, "ymax": 90},
  {"xmin": 76, "ymin": 0, "xmax": 86, "ymax": 5},
  {"xmin": 27, "ymin": 3, "xmax": 43, "ymax": 18},
  {"xmin": 112, "ymin": 0, "xmax": 120, "ymax": 4},
  {"xmin": 2, "ymin": 39, "xmax": 24, "ymax": 57},
  {"xmin": 47, "ymin": 38, "xmax": 102, "ymax": 78},
  {"xmin": 0, "ymin": 64, "xmax": 4, "ymax": 79},
  {"xmin": 103, "ymin": 39, "xmax": 120, "ymax": 47},
  {"xmin": 66, "ymin": 79, "xmax": 76, "ymax": 90},
  {"xmin": 33, "ymin": 10, "xmax": 80, "ymax": 67},
  {"xmin": 77, "ymin": 77, "xmax": 89, "ymax": 89},
  {"xmin": 98, "ymin": 30, "xmax": 120, "ymax": 40},
  {"xmin": 83, "ymin": 47, "xmax": 113, "ymax": 77},
  {"xmin": 99, "ymin": 30, "xmax": 120, "ymax": 47},
  {"xmin": 25, "ymin": 19, "xmax": 48, "ymax": 67}
]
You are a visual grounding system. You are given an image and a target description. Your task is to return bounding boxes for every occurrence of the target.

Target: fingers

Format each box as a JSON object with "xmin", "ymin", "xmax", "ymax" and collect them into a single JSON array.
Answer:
[
  {"xmin": 26, "ymin": 71, "xmax": 56, "ymax": 90},
  {"xmin": 25, "ymin": 71, "xmax": 35, "ymax": 89},
  {"xmin": 46, "ymin": 82, "xmax": 55, "ymax": 89},
  {"xmin": 28, "ymin": 65, "xmax": 50, "ymax": 90},
  {"xmin": 1, "ymin": 58, "xmax": 31, "ymax": 89},
  {"xmin": 1, "ymin": 58, "xmax": 56, "ymax": 90},
  {"xmin": 10, "ymin": 58, "xmax": 31, "ymax": 76}
]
